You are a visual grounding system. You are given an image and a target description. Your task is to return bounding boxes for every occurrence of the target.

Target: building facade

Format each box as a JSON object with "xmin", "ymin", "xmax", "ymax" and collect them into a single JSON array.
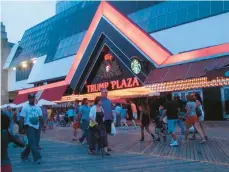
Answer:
[
  {"xmin": 3, "ymin": 1, "xmax": 229, "ymax": 120},
  {"xmin": 1, "ymin": 22, "xmax": 14, "ymax": 104}
]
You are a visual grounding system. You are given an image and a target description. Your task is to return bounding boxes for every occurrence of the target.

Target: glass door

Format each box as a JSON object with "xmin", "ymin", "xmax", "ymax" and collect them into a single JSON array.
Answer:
[{"xmin": 221, "ymin": 86, "xmax": 229, "ymax": 119}]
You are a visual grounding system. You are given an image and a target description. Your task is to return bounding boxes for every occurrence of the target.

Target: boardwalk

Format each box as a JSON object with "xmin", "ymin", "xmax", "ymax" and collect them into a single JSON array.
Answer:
[
  {"xmin": 9, "ymin": 121, "xmax": 229, "ymax": 172},
  {"xmin": 9, "ymin": 140, "xmax": 229, "ymax": 172}
]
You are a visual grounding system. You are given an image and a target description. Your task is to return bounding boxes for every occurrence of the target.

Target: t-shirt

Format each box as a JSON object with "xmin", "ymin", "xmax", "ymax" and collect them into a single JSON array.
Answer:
[
  {"xmin": 67, "ymin": 109, "xmax": 74, "ymax": 117},
  {"xmin": 79, "ymin": 105, "xmax": 91, "ymax": 121},
  {"xmin": 101, "ymin": 97, "xmax": 113, "ymax": 121},
  {"xmin": 115, "ymin": 106, "xmax": 122, "ymax": 115},
  {"xmin": 131, "ymin": 103, "xmax": 137, "ymax": 113},
  {"xmin": 186, "ymin": 101, "xmax": 196, "ymax": 116},
  {"xmin": 163, "ymin": 101, "xmax": 178, "ymax": 120},
  {"xmin": 121, "ymin": 109, "xmax": 127, "ymax": 118},
  {"xmin": 20, "ymin": 103, "xmax": 42, "ymax": 129}
]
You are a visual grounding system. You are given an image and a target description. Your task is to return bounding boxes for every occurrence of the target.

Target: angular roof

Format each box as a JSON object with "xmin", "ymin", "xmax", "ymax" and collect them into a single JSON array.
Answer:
[{"xmin": 16, "ymin": 1, "xmax": 229, "ymax": 96}]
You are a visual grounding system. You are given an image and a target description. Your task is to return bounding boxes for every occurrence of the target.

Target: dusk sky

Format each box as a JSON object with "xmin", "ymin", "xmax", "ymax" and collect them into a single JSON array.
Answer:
[{"xmin": 1, "ymin": 1, "xmax": 56, "ymax": 43}]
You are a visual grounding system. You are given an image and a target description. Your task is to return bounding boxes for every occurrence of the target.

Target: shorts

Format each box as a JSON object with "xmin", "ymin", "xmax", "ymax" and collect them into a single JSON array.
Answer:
[
  {"xmin": 121, "ymin": 118, "xmax": 126, "ymax": 123},
  {"xmin": 133, "ymin": 113, "xmax": 137, "ymax": 120},
  {"xmin": 186, "ymin": 115, "xmax": 198, "ymax": 126},
  {"xmin": 167, "ymin": 119, "xmax": 178, "ymax": 133}
]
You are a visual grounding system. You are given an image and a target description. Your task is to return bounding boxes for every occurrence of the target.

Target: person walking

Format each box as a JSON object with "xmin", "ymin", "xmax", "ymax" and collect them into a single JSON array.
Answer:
[
  {"xmin": 1, "ymin": 114, "xmax": 25, "ymax": 172},
  {"xmin": 175, "ymin": 96, "xmax": 186, "ymax": 135},
  {"xmin": 88, "ymin": 96, "xmax": 110, "ymax": 155},
  {"xmin": 19, "ymin": 93, "xmax": 45, "ymax": 164},
  {"xmin": 78, "ymin": 98, "xmax": 91, "ymax": 145},
  {"xmin": 100, "ymin": 88, "xmax": 113, "ymax": 152},
  {"xmin": 4, "ymin": 106, "xmax": 14, "ymax": 134},
  {"xmin": 139, "ymin": 101, "xmax": 155, "ymax": 142},
  {"xmin": 161, "ymin": 94, "xmax": 179, "ymax": 147},
  {"xmin": 126, "ymin": 100, "xmax": 137, "ymax": 129},
  {"xmin": 190, "ymin": 92, "xmax": 208, "ymax": 140},
  {"xmin": 183, "ymin": 94, "xmax": 206, "ymax": 144}
]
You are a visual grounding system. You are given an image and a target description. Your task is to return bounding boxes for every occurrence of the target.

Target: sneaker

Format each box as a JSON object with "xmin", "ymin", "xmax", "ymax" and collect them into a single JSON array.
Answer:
[
  {"xmin": 35, "ymin": 159, "xmax": 42, "ymax": 165},
  {"xmin": 200, "ymin": 139, "xmax": 206, "ymax": 144},
  {"xmin": 72, "ymin": 137, "xmax": 77, "ymax": 141},
  {"xmin": 155, "ymin": 137, "xmax": 160, "ymax": 141},
  {"xmin": 189, "ymin": 136, "xmax": 196, "ymax": 140},
  {"xmin": 170, "ymin": 140, "xmax": 178, "ymax": 147},
  {"xmin": 140, "ymin": 137, "xmax": 144, "ymax": 142},
  {"xmin": 204, "ymin": 136, "xmax": 208, "ymax": 140}
]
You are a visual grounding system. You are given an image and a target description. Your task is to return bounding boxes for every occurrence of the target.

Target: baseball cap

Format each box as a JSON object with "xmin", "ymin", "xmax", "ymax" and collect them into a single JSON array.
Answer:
[{"xmin": 28, "ymin": 93, "xmax": 36, "ymax": 99}]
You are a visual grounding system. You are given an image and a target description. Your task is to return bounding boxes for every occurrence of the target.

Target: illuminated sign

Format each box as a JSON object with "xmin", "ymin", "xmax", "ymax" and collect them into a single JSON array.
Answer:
[
  {"xmin": 131, "ymin": 58, "xmax": 141, "ymax": 74},
  {"xmin": 225, "ymin": 71, "xmax": 229, "ymax": 77},
  {"xmin": 86, "ymin": 77, "xmax": 140, "ymax": 93}
]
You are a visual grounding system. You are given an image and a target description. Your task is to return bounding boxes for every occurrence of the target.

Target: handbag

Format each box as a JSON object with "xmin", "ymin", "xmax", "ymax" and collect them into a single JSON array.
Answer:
[
  {"xmin": 196, "ymin": 107, "xmax": 202, "ymax": 117},
  {"xmin": 110, "ymin": 122, "xmax": 116, "ymax": 136}
]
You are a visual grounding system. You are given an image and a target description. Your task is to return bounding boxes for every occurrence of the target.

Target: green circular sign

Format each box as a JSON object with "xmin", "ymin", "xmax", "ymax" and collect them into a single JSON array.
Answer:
[{"xmin": 131, "ymin": 58, "xmax": 141, "ymax": 74}]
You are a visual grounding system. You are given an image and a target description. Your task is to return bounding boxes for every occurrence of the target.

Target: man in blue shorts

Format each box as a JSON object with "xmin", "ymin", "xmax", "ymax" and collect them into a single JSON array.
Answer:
[{"xmin": 161, "ymin": 94, "xmax": 179, "ymax": 147}]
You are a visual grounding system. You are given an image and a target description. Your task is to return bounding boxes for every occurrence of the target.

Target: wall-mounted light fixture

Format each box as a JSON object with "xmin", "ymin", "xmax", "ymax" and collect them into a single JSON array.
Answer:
[
  {"xmin": 21, "ymin": 61, "xmax": 27, "ymax": 68},
  {"xmin": 31, "ymin": 58, "xmax": 37, "ymax": 64}
]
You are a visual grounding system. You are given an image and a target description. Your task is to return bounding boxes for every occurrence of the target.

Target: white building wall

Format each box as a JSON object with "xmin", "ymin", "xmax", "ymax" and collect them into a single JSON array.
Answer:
[
  {"xmin": 8, "ymin": 67, "xmax": 34, "ymax": 92},
  {"xmin": 151, "ymin": 12, "xmax": 229, "ymax": 54},
  {"xmin": 27, "ymin": 55, "xmax": 74, "ymax": 83}
]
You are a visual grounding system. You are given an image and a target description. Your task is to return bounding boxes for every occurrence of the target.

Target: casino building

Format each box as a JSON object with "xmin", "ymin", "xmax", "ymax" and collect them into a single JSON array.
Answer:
[{"xmin": 3, "ymin": 1, "xmax": 229, "ymax": 120}]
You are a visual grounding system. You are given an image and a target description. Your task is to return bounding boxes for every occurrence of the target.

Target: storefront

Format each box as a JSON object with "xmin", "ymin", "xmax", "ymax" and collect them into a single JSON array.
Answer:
[{"xmin": 12, "ymin": 2, "xmax": 229, "ymax": 121}]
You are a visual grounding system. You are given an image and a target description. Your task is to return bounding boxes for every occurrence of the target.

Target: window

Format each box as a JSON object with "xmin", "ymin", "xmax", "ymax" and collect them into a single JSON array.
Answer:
[
  {"xmin": 157, "ymin": 14, "xmax": 166, "ymax": 30},
  {"xmin": 16, "ymin": 63, "xmax": 33, "ymax": 81},
  {"xmin": 199, "ymin": 1, "xmax": 210, "ymax": 18},
  {"xmin": 166, "ymin": 11, "xmax": 177, "ymax": 27},
  {"xmin": 176, "ymin": 8, "xmax": 187, "ymax": 25},
  {"xmin": 187, "ymin": 4, "xmax": 199, "ymax": 22},
  {"xmin": 211, "ymin": 1, "xmax": 224, "ymax": 15}
]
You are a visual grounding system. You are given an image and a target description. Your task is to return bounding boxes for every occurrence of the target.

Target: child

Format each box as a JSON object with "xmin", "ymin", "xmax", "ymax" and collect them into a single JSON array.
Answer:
[
  {"xmin": 1, "ymin": 114, "xmax": 25, "ymax": 172},
  {"xmin": 10, "ymin": 121, "xmax": 28, "ymax": 148}
]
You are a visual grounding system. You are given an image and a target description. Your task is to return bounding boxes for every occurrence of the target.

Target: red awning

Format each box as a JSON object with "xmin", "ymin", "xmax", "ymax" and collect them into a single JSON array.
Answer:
[
  {"xmin": 39, "ymin": 85, "xmax": 68, "ymax": 101},
  {"xmin": 13, "ymin": 91, "xmax": 37, "ymax": 104},
  {"xmin": 145, "ymin": 56, "xmax": 229, "ymax": 84}
]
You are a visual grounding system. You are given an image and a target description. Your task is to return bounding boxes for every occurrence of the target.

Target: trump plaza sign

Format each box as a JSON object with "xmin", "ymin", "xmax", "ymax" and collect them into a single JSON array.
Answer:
[{"xmin": 86, "ymin": 77, "xmax": 140, "ymax": 93}]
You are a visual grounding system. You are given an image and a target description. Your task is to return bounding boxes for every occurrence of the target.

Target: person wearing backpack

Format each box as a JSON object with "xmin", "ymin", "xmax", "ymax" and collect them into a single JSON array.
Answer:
[{"xmin": 19, "ymin": 93, "xmax": 45, "ymax": 164}]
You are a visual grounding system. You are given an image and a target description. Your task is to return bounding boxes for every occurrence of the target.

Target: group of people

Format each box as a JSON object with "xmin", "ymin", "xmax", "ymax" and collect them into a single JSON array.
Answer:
[
  {"xmin": 1, "ymin": 88, "xmax": 208, "ymax": 171},
  {"xmin": 159, "ymin": 92, "xmax": 208, "ymax": 147}
]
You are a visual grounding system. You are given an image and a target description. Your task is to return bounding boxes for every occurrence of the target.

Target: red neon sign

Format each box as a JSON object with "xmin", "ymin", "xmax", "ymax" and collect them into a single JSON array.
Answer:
[{"xmin": 86, "ymin": 77, "xmax": 140, "ymax": 93}]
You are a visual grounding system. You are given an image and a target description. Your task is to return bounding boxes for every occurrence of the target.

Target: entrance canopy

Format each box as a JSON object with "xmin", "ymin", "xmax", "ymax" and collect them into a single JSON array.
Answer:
[{"xmin": 55, "ymin": 86, "xmax": 154, "ymax": 102}]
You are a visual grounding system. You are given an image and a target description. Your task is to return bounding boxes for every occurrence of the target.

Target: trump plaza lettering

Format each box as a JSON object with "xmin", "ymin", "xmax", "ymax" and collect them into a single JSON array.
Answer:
[{"xmin": 86, "ymin": 77, "xmax": 140, "ymax": 93}]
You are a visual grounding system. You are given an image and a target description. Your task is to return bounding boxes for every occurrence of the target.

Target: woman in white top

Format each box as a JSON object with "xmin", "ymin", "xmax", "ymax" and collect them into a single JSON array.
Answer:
[
  {"xmin": 190, "ymin": 92, "xmax": 208, "ymax": 140},
  {"xmin": 88, "ymin": 96, "xmax": 110, "ymax": 156},
  {"xmin": 184, "ymin": 94, "xmax": 206, "ymax": 144}
]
